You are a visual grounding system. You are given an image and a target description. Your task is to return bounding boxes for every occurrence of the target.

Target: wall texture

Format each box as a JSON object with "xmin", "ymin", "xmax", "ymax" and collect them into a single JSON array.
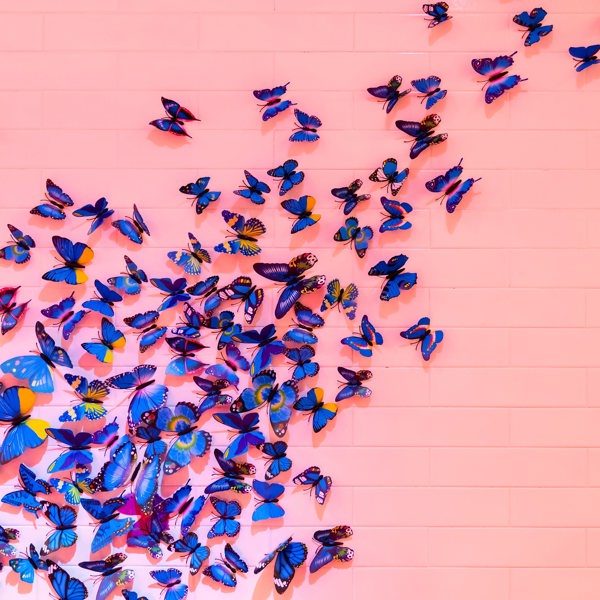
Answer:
[{"xmin": 0, "ymin": 1, "xmax": 599, "ymax": 599}]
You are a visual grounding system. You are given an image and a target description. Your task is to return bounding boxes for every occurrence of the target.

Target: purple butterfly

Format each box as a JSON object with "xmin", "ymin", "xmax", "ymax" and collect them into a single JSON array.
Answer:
[
  {"xmin": 253, "ymin": 82, "xmax": 296, "ymax": 121},
  {"xmin": 471, "ymin": 52, "xmax": 527, "ymax": 104},
  {"xmin": 289, "ymin": 109, "xmax": 322, "ymax": 142},
  {"xmin": 149, "ymin": 97, "xmax": 200, "ymax": 137},
  {"xmin": 425, "ymin": 158, "xmax": 481, "ymax": 213}
]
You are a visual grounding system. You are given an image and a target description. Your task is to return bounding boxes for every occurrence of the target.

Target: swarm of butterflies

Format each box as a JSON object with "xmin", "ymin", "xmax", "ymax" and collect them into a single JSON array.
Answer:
[{"xmin": 0, "ymin": 3, "xmax": 596, "ymax": 600}]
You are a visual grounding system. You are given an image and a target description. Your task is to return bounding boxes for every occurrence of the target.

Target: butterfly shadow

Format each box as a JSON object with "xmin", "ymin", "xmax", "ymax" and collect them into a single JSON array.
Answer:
[
  {"xmin": 0, "ymin": 444, "xmax": 46, "ymax": 484},
  {"xmin": 147, "ymin": 128, "xmax": 192, "ymax": 149},
  {"xmin": 108, "ymin": 229, "xmax": 147, "ymax": 253},
  {"xmin": 286, "ymin": 140, "xmax": 320, "ymax": 159},
  {"xmin": 251, "ymin": 563, "xmax": 305, "ymax": 600},
  {"xmin": 76, "ymin": 352, "xmax": 118, "ymax": 379},
  {"xmin": 576, "ymin": 64, "xmax": 600, "ymax": 89},
  {"xmin": 286, "ymin": 222, "xmax": 321, "ymax": 249},
  {"xmin": 200, "ymin": 574, "xmax": 238, "ymax": 594},
  {"xmin": 483, "ymin": 92, "xmax": 511, "ymax": 119},
  {"xmin": 250, "ymin": 515, "xmax": 285, "ymax": 536},
  {"xmin": 27, "ymin": 215, "xmax": 66, "ymax": 233},
  {"xmin": 428, "ymin": 19, "xmax": 453, "ymax": 44}
]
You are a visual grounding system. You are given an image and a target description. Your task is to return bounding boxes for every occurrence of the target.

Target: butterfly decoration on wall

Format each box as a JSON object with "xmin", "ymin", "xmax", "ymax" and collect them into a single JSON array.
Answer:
[
  {"xmin": 252, "ymin": 480, "xmax": 285, "ymax": 521},
  {"xmin": 411, "ymin": 76, "xmax": 447, "ymax": 109},
  {"xmin": 203, "ymin": 543, "xmax": 248, "ymax": 588},
  {"xmin": 124, "ymin": 310, "xmax": 167, "ymax": 353},
  {"xmin": 310, "ymin": 526, "xmax": 354, "ymax": 573},
  {"xmin": 293, "ymin": 466, "xmax": 332, "ymax": 505},
  {"xmin": 395, "ymin": 114, "xmax": 447, "ymax": 159},
  {"xmin": 216, "ymin": 276, "xmax": 264, "ymax": 324},
  {"xmin": 233, "ymin": 323, "xmax": 285, "ymax": 375},
  {"xmin": 289, "ymin": 109, "xmax": 322, "ymax": 142},
  {"xmin": 400, "ymin": 317, "xmax": 444, "ymax": 361},
  {"xmin": 42, "ymin": 235, "xmax": 94, "ymax": 285},
  {"xmin": 281, "ymin": 195, "xmax": 321, "ymax": 233},
  {"xmin": 82, "ymin": 279, "xmax": 123, "ymax": 317},
  {"xmin": 253, "ymin": 82, "xmax": 296, "ymax": 120},
  {"xmin": 41, "ymin": 293, "xmax": 87, "ymax": 340},
  {"xmin": 80, "ymin": 497, "xmax": 135, "ymax": 553},
  {"xmin": 294, "ymin": 387, "xmax": 337, "ymax": 433},
  {"xmin": 168, "ymin": 232, "xmax": 211, "ymax": 275},
  {"xmin": 334, "ymin": 217, "xmax": 373, "ymax": 258},
  {"xmin": 0, "ymin": 286, "xmax": 29, "ymax": 335},
  {"xmin": 40, "ymin": 501, "xmax": 78, "ymax": 555},
  {"xmin": 108, "ymin": 255, "xmax": 148, "ymax": 295},
  {"xmin": 254, "ymin": 536, "xmax": 308, "ymax": 595},
  {"xmin": 49, "ymin": 469, "xmax": 93, "ymax": 506},
  {"xmin": 214, "ymin": 210, "xmax": 266, "ymax": 256},
  {"xmin": 1, "ymin": 464, "xmax": 52, "ymax": 514},
  {"xmin": 214, "ymin": 412, "xmax": 265, "ymax": 460},
  {"xmin": 234, "ymin": 170, "xmax": 271, "ymax": 205},
  {"xmin": 267, "ymin": 159, "xmax": 305, "ymax": 196},
  {"xmin": 379, "ymin": 197, "xmax": 413, "ymax": 232},
  {"xmin": 193, "ymin": 376, "xmax": 233, "ymax": 415},
  {"xmin": 9, "ymin": 543, "xmax": 48, "ymax": 583},
  {"xmin": 112, "ymin": 204, "xmax": 150, "ymax": 244},
  {"xmin": 207, "ymin": 497, "xmax": 241, "ymax": 539},
  {"xmin": 472, "ymin": 52, "xmax": 527, "ymax": 104},
  {"xmin": 0, "ymin": 224, "xmax": 35, "ymax": 264},
  {"xmin": 72, "ymin": 197, "xmax": 114, "ymax": 234},
  {"xmin": 204, "ymin": 449, "xmax": 254, "ymax": 495},
  {"xmin": 150, "ymin": 277, "xmax": 190, "ymax": 311},
  {"xmin": 425, "ymin": 158, "xmax": 482, "ymax": 213},
  {"xmin": 513, "ymin": 7, "xmax": 553, "ymax": 46},
  {"xmin": 149, "ymin": 568, "xmax": 188, "ymax": 600},
  {"xmin": 59, "ymin": 374, "xmax": 109, "ymax": 422},
  {"xmin": 205, "ymin": 342, "xmax": 250, "ymax": 389},
  {"xmin": 368, "ymin": 254, "xmax": 417, "ymax": 301},
  {"xmin": 569, "ymin": 45, "xmax": 600, "ymax": 71},
  {"xmin": 149, "ymin": 96, "xmax": 199, "ymax": 137},
  {"xmin": 285, "ymin": 344, "xmax": 320, "ymax": 381},
  {"xmin": 331, "ymin": 179, "xmax": 370, "ymax": 215},
  {"xmin": 179, "ymin": 176, "xmax": 221, "ymax": 215},
  {"xmin": 423, "ymin": 2, "xmax": 452, "ymax": 27},
  {"xmin": 257, "ymin": 441, "xmax": 292, "ymax": 480},
  {"xmin": 30, "ymin": 179, "xmax": 74, "ymax": 220},
  {"xmin": 320, "ymin": 279, "xmax": 359, "ymax": 321},
  {"xmin": 369, "ymin": 158, "xmax": 409, "ymax": 196},
  {"xmin": 341, "ymin": 315, "xmax": 384, "ymax": 358},
  {"xmin": 168, "ymin": 532, "xmax": 210, "ymax": 576},
  {"xmin": 335, "ymin": 366, "xmax": 373, "ymax": 402},
  {"xmin": 47, "ymin": 560, "xmax": 88, "ymax": 600},
  {"xmin": 79, "ymin": 553, "xmax": 134, "ymax": 600},
  {"xmin": 283, "ymin": 301, "xmax": 325, "ymax": 344},
  {"xmin": 367, "ymin": 75, "xmax": 410, "ymax": 113}
]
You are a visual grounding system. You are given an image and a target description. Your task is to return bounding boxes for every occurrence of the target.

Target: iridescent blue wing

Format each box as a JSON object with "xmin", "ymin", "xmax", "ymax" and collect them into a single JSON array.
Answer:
[
  {"xmin": 273, "ymin": 540, "xmax": 308, "ymax": 594},
  {"xmin": 446, "ymin": 177, "xmax": 481, "ymax": 213}
]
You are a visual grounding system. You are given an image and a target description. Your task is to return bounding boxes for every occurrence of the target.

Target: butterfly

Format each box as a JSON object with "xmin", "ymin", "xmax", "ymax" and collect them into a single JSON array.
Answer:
[
  {"xmin": 193, "ymin": 376, "xmax": 233, "ymax": 414},
  {"xmin": 131, "ymin": 423, "xmax": 165, "ymax": 515},
  {"xmin": 232, "ymin": 370, "xmax": 298, "ymax": 438},
  {"xmin": 368, "ymin": 254, "xmax": 417, "ymax": 301},
  {"xmin": 150, "ymin": 277, "xmax": 190, "ymax": 311},
  {"xmin": 395, "ymin": 114, "xmax": 447, "ymax": 159},
  {"xmin": 47, "ymin": 560, "xmax": 88, "ymax": 600},
  {"xmin": 30, "ymin": 179, "xmax": 74, "ymax": 220},
  {"xmin": 423, "ymin": 2, "xmax": 451, "ymax": 27},
  {"xmin": 149, "ymin": 96, "xmax": 199, "ymax": 137},
  {"xmin": 294, "ymin": 387, "xmax": 337, "ymax": 433},
  {"xmin": 216, "ymin": 276, "xmax": 264, "ymax": 324},
  {"xmin": 252, "ymin": 480, "xmax": 285, "ymax": 521},
  {"xmin": 213, "ymin": 412, "xmax": 265, "ymax": 460},
  {"xmin": 108, "ymin": 255, "xmax": 148, "ymax": 295},
  {"xmin": 1, "ymin": 464, "xmax": 52, "ymax": 514},
  {"xmin": 187, "ymin": 275, "xmax": 220, "ymax": 305},
  {"xmin": 293, "ymin": 466, "xmax": 332, "ymax": 505},
  {"xmin": 202, "ymin": 309, "xmax": 242, "ymax": 349},
  {"xmin": 1, "ymin": 321, "xmax": 72, "ymax": 393},
  {"xmin": 400, "ymin": 316, "xmax": 444, "ymax": 360},
  {"xmin": 150, "ymin": 569, "xmax": 188, "ymax": 600},
  {"xmin": 79, "ymin": 554, "xmax": 134, "ymax": 600},
  {"xmin": 257, "ymin": 441, "xmax": 292, "ymax": 480},
  {"xmin": 106, "ymin": 364, "xmax": 168, "ymax": 428},
  {"xmin": 168, "ymin": 533, "xmax": 210, "ymax": 576},
  {"xmin": 80, "ymin": 497, "xmax": 135, "ymax": 553},
  {"xmin": 0, "ymin": 524, "xmax": 18, "ymax": 558},
  {"xmin": 232, "ymin": 323, "xmax": 285, "ymax": 376},
  {"xmin": 379, "ymin": 197, "xmax": 413, "ymax": 233},
  {"xmin": 112, "ymin": 203, "xmax": 150, "ymax": 244},
  {"xmin": 179, "ymin": 177, "xmax": 220, "ymax": 216},
  {"xmin": 267, "ymin": 159, "xmax": 305, "ymax": 196},
  {"xmin": 155, "ymin": 402, "xmax": 212, "ymax": 474},
  {"xmin": 283, "ymin": 301, "xmax": 325, "ymax": 344},
  {"xmin": 42, "ymin": 235, "xmax": 94, "ymax": 285},
  {"xmin": 9, "ymin": 544, "xmax": 48, "ymax": 583},
  {"xmin": 72, "ymin": 197, "xmax": 114, "ymax": 234},
  {"xmin": 167, "ymin": 232, "xmax": 211, "ymax": 275},
  {"xmin": 334, "ymin": 217, "xmax": 373, "ymax": 258},
  {"xmin": 335, "ymin": 366, "xmax": 373, "ymax": 401},
  {"xmin": 472, "ymin": 52, "xmax": 527, "ymax": 104},
  {"xmin": 0, "ymin": 386, "xmax": 48, "ymax": 465},
  {"xmin": 281, "ymin": 195, "xmax": 321, "ymax": 233},
  {"xmin": 124, "ymin": 310, "xmax": 167, "ymax": 353},
  {"xmin": 82, "ymin": 318, "xmax": 126, "ymax": 364},
  {"xmin": 310, "ymin": 526, "xmax": 354, "ymax": 573},
  {"xmin": 0, "ymin": 286, "xmax": 29, "ymax": 335},
  {"xmin": 426, "ymin": 158, "xmax": 481, "ymax": 213},
  {"xmin": 253, "ymin": 82, "xmax": 295, "ymax": 121},
  {"xmin": 0, "ymin": 224, "xmax": 35, "ymax": 263},
  {"xmin": 513, "ymin": 7, "xmax": 553, "ymax": 46},
  {"xmin": 569, "ymin": 44, "xmax": 600, "ymax": 71},
  {"xmin": 40, "ymin": 293, "xmax": 87, "ymax": 341},
  {"xmin": 254, "ymin": 536, "xmax": 308, "ymax": 595},
  {"xmin": 59, "ymin": 374, "xmax": 109, "ymax": 422},
  {"xmin": 289, "ymin": 109, "xmax": 322, "ymax": 142},
  {"xmin": 285, "ymin": 344, "xmax": 319, "ymax": 381},
  {"xmin": 411, "ymin": 75, "xmax": 447, "ymax": 109},
  {"xmin": 204, "ymin": 448, "xmax": 255, "ymax": 495},
  {"xmin": 128, "ymin": 511, "xmax": 173, "ymax": 559},
  {"xmin": 179, "ymin": 495, "xmax": 206, "ymax": 537},
  {"xmin": 203, "ymin": 543, "xmax": 248, "ymax": 588},
  {"xmin": 89, "ymin": 434, "xmax": 137, "ymax": 494},
  {"xmin": 82, "ymin": 280, "xmax": 123, "ymax": 317},
  {"xmin": 40, "ymin": 501, "xmax": 78, "ymax": 555},
  {"xmin": 330, "ymin": 178, "xmax": 370, "ymax": 215},
  {"xmin": 208, "ymin": 497, "xmax": 241, "ymax": 539},
  {"xmin": 320, "ymin": 279, "xmax": 358, "ymax": 321},
  {"xmin": 341, "ymin": 314, "xmax": 383, "ymax": 358},
  {"xmin": 253, "ymin": 252, "xmax": 326, "ymax": 319},
  {"xmin": 205, "ymin": 342, "xmax": 250, "ymax": 389},
  {"xmin": 165, "ymin": 337, "xmax": 207, "ymax": 376},
  {"xmin": 234, "ymin": 170, "xmax": 271, "ymax": 205},
  {"xmin": 49, "ymin": 470, "xmax": 93, "ymax": 505},
  {"xmin": 366, "ymin": 75, "xmax": 411, "ymax": 113},
  {"xmin": 369, "ymin": 158, "xmax": 409, "ymax": 196},
  {"xmin": 214, "ymin": 210, "xmax": 266, "ymax": 256}
]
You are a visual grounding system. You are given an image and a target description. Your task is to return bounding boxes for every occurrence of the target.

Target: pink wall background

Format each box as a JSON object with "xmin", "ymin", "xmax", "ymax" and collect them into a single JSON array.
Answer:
[{"xmin": 0, "ymin": 0, "xmax": 599, "ymax": 598}]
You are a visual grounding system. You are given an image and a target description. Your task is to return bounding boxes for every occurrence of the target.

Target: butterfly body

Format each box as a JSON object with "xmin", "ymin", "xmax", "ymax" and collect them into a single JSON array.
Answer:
[
  {"xmin": 513, "ymin": 7, "xmax": 553, "ymax": 46},
  {"xmin": 471, "ymin": 51, "xmax": 527, "ymax": 104},
  {"xmin": 400, "ymin": 316, "xmax": 444, "ymax": 360},
  {"xmin": 367, "ymin": 75, "xmax": 410, "ymax": 113},
  {"xmin": 290, "ymin": 109, "xmax": 322, "ymax": 142},
  {"xmin": 368, "ymin": 254, "xmax": 417, "ymax": 301},
  {"xmin": 569, "ymin": 45, "xmax": 600, "ymax": 71},
  {"xmin": 30, "ymin": 179, "xmax": 74, "ymax": 220},
  {"xmin": 394, "ymin": 114, "xmax": 447, "ymax": 159},
  {"xmin": 253, "ymin": 82, "xmax": 295, "ymax": 121},
  {"xmin": 150, "ymin": 96, "xmax": 199, "ymax": 137},
  {"xmin": 0, "ymin": 224, "xmax": 35, "ymax": 263}
]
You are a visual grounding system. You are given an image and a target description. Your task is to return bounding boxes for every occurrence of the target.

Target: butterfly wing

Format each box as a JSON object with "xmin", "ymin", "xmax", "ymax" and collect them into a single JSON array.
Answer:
[{"xmin": 273, "ymin": 541, "xmax": 308, "ymax": 594}]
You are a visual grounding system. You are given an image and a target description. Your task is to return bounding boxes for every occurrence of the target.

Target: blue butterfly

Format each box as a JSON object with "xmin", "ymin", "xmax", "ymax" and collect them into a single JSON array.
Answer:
[
  {"xmin": 425, "ymin": 158, "xmax": 481, "ymax": 213},
  {"xmin": 233, "ymin": 324, "xmax": 285, "ymax": 375},
  {"xmin": 106, "ymin": 364, "xmax": 168, "ymax": 428},
  {"xmin": 0, "ymin": 224, "xmax": 35, "ymax": 264},
  {"xmin": 73, "ymin": 197, "xmax": 114, "ymax": 234},
  {"xmin": 149, "ymin": 96, "xmax": 199, "ymax": 137},
  {"xmin": 112, "ymin": 203, "xmax": 150, "ymax": 244},
  {"xmin": 289, "ymin": 108, "xmax": 322, "ymax": 142},
  {"xmin": 472, "ymin": 52, "xmax": 527, "ymax": 104},
  {"xmin": 369, "ymin": 158, "xmax": 409, "ymax": 196},
  {"xmin": 320, "ymin": 279, "xmax": 358, "ymax": 321},
  {"xmin": 310, "ymin": 526, "xmax": 354, "ymax": 573},
  {"xmin": 281, "ymin": 195, "xmax": 321, "ymax": 233},
  {"xmin": 89, "ymin": 434, "xmax": 138, "ymax": 492},
  {"xmin": 368, "ymin": 254, "xmax": 417, "ymax": 301},
  {"xmin": 193, "ymin": 376, "xmax": 233, "ymax": 414},
  {"xmin": 168, "ymin": 533, "xmax": 210, "ymax": 576},
  {"xmin": 122, "ymin": 591, "xmax": 149, "ymax": 600},
  {"xmin": 9, "ymin": 544, "xmax": 48, "ymax": 583},
  {"xmin": 208, "ymin": 497, "xmax": 241, "ymax": 539},
  {"xmin": 0, "ymin": 286, "xmax": 30, "ymax": 336},
  {"xmin": 187, "ymin": 275, "xmax": 220, "ymax": 311},
  {"xmin": 267, "ymin": 159, "xmax": 304, "ymax": 196},
  {"xmin": 411, "ymin": 75, "xmax": 447, "ymax": 109},
  {"xmin": 334, "ymin": 217, "xmax": 373, "ymax": 258},
  {"xmin": 232, "ymin": 370, "xmax": 298, "ymax": 438},
  {"xmin": 257, "ymin": 441, "xmax": 292, "ymax": 480},
  {"xmin": 1, "ymin": 464, "xmax": 52, "ymax": 514},
  {"xmin": 294, "ymin": 387, "xmax": 337, "ymax": 433},
  {"xmin": 128, "ymin": 511, "xmax": 173, "ymax": 559},
  {"xmin": 204, "ymin": 448, "xmax": 255, "ymax": 495},
  {"xmin": 165, "ymin": 336, "xmax": 207, "ymax": 376},
  {"xmin": 40, "ymin": 501, "xmax": 78, "ymax": 555},
  {"xmin": 80, "ymin": 496, "xmax": 135, "ymax": 553},
  {"xmin": 331, "ymin": 178, "xmax": 370, "ymax": 215},
  {"xmin": 395, "ymin": 113, "xmax": 448, "ymax": 159},
  {"xmin": 513, "ymin": 7, "xmax": 553, "ymax": 46},
  {"xmin": 132, "ymin": 424, "xmax": 165, "ymax": 515},
  {"xmin": 293, "ymin": 466, "xmax": 332, "ymax": 505},
  {"xmin": 285, "ymin": 344, "xmax": 319, "ymax": 381},
  {"xmin": 341, "ymin": 314, "xmax": 383, "ymax": 358},
  {"xmin": 79, "ymin": 553, "xmax": 134, "ymax": 600},
  {"xmin": 82, "ymin": 317, "xmax": 126, "ymax": 364},
  {"xmin": 423, "ymin": 2, "xmax": 451, "ymax": 27},
  {"xmin": 179, "ymin": 176, "xmax": 221, "ymax": 215},
  {"xmin": 49, "ymin": 470, "xmax": 93, "ymax": 505},
  {"xmin": 254, "ymin": 537, "xmax": 308, "ymax": 595},
  {"xmin": 336, "ymin": 366, "xmax": 372, "ymax": 401},
  {"xmin": 42, "ymin": 235, "xmax": 94, "ymax": 285},
  {"xmin": 168, "ymin": 232, "xmax": 211, "ymax": 275},
  {"xmin": 82, "ymin": 279, "xmax": 123, "ymax": 317},
  {"xmin": 47, "ymin": 561, "xmax": 88, "ymax": 600},
  {"xmin": 283, "ymin": 301, "xmax": 325, "ymax": 344},
  {"xmin": 214, "ymin": 210, "xmax": 266, "ymax": 256},
  {"xmin": 234, "ymin": 170, "xmax": 271, "ymax": 205},
  {"xmin": 205, "ymin": 342, "xmax": 250, "ymax": 389},
  {"xmin": 201, "ymin": 309, "xmax": 240, "ymax": 350},
  {"xmin": 124, "ymin": 310, "xmax": 167, "ymax": 353},
  {"xmin": 59, "ymin": 373, "xmax": 109, "ymax": 422},
  {"xmin": 40, "ymin": 293, "xmax": 88, "ymax": 341},
  {"xmin": 150, "ymin": 277, "xmax": 190, "ymax": 311},
  {"xmin": 252, "ymin": 480, "xmax": 285, "ymax": 521},
  {"xmin": 149, "ymin": 569, "xmax": 188, "ymax": 600},
  {"xmin": 569, "ymin": 44, "xmax": 600, "ymax": 71},
  {"xmin": 380, "ymin": 197, "xmax": 413, "ymax": 232},
  {"xmin": 0, "ymin": 524, "xmax": 18, "ymax": 558},
  {"xmin": 253, "ymin": 252, "xmax": 326, "ymax": 319},
  {"xmin": 203, "ymin": 543, "xmax": 248, "ymax": 588},
  {"xmin": 107, "ymin": 255, "xmax": 148, "ymax": 295},
  {"xmin": 213, "ymin": 412, "xmax": 265, "ymax": 460},
  {"xmin": 401, "ymin": 316, "xmax": 444, "ymax": 361},
  {"xmin": 216, "ymin": 276, "xmax": 264, "ymax": 324},
  {"xmin": 366, "ymin": 75, "xmax": 411, "ymax": 113},
  {"xmin": 253, "ymin": 82, "xmax": 296, "ymax": 121},
  {"xmin": 30, "ymin": 179, "xmax": 74, "ymax": 220}
]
